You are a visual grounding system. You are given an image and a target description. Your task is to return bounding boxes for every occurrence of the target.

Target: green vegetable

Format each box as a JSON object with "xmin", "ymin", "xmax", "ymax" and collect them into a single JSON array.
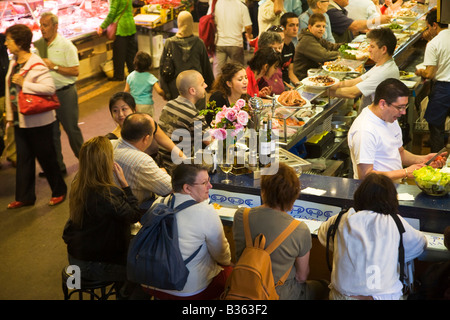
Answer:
[
  {"xmin": 388, "ymin": 22, "xmax": 403, "ymax": 30},
  {"xmin": 413, "ymin": 166, "xmax": 450, "ymax": 191}
]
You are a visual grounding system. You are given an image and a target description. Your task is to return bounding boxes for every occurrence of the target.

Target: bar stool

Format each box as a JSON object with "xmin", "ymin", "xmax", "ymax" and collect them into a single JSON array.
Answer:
[{"xmin": 61, "ymin": 265, "xmax": 119, "ymax": 300}]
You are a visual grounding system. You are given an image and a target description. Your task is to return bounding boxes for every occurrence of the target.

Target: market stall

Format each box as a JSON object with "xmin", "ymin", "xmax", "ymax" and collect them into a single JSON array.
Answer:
[{"xmin": 0, "ymin": 0, "xmax": 189, "ymax": 81}]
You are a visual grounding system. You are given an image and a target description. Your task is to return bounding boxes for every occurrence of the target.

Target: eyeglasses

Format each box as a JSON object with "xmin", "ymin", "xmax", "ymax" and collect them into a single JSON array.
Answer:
[
  {"xmin": 191, "ymin": 177, "xmax": 211, "ymax": 186},
  {"xmin": 388, "ymin": 102, "xmax": 409, "ymax": 111}
]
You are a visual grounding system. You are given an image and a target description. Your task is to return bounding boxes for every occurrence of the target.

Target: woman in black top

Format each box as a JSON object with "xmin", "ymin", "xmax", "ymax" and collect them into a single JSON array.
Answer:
[
  {"xmin": 62, "ymin": 136, "xmax": 142, "ymax": 285},
  {"xmin": 207, "ymin": 62, "xmax": 249, "ymax": 125}
]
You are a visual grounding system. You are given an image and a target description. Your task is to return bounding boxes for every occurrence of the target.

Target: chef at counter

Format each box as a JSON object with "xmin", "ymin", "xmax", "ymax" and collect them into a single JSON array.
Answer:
[{"xmin": 348, "ymin": 78, "xmax": 447, "ymax": 181}]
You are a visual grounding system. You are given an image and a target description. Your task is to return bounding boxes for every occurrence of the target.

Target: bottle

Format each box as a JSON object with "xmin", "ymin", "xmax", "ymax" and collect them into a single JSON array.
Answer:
[{"xmin": 259, "ymin": 121, "xmax": 270, "ymax": 167}]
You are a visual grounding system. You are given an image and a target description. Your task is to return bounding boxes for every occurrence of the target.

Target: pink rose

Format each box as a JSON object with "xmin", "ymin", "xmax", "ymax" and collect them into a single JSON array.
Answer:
[
  {"xmin": 215, "ymin": 110, "xmax": 226, "ymax": 123},
  {"xmin": 236, "ymin": 110, "xmax": 249, "ymax": 125},
  {"xmin": 225, "ymin": 108, "xmax": 237, "ymax": 122},
  {"xmin": 210, "ymin": 128, "xmax": 227, "ymax": 140},
  {"xmin": 235, "ymin": 99, "xmax": 246, "ymax": 109},
  {"xmin": 231, "ymin": 123, "xmax": 244, "ymax": 136}
]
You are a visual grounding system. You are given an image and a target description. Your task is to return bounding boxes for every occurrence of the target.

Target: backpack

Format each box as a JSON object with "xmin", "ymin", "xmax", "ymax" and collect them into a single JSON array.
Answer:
[
  {"xmin": 221, "ymin": 208, "xmax": 301, "ymax": 300},
  {"xmin": 127, "ymin": 194, "xmax": 202, "ymax": 291},
  {"xmin": 198, "ymin": 0, "xmax": 218, "ymax": 56}
]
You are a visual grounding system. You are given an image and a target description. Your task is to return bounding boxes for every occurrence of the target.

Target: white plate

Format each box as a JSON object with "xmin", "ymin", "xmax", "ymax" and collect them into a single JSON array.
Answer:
[
  {"xmin": 276, "ymin": 93, "xmax": 311, "ymax": 108},
  {"xmin": 399, "ymin": 71, "xmax": 415, "ymax": 80},
  {"xmin": 294, "ymin": 107, "xmax": 324, "ymax": 121},
  {"xmin": 302, "ymin": 76, "xmax": 339, "ymax": 89},
  {"xmin": 322, "ymin": 64, "xmax": 355, "ymax": 74}
]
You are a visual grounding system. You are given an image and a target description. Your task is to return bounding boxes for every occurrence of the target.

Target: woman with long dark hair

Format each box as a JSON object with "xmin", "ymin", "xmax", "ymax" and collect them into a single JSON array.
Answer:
[{"xmin": 318, "ymin": 173, "xmax": 427, "ymax": 300}]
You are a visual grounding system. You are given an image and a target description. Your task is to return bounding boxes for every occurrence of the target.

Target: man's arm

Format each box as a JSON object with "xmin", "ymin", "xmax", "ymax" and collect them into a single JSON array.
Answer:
[
  {"xmin": 415, "ymin": 65, "xmax": 437, "ymax": 80},
  {"xmin": 330, "ymin": 77, "xmax": 363, "ymax": 99},
  {"xmin": 42, "ymin": 58, "xmax": 79, "ymax": 77}
]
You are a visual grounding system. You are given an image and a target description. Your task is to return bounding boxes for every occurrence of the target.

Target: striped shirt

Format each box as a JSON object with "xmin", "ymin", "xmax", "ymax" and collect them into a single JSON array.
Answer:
[
  {"xmin": 111, "ymin": 138, "xmax": 172, "ymax": 204},
  {"xmin": 158, "ymin": 96, "xmax": 208, "ymax": 171}
]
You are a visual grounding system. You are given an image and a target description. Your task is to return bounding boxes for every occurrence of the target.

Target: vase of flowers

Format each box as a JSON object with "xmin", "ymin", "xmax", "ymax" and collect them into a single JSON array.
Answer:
[{"xmin": 201, "ymin": 99, "xmax": 250, "ymax": 172}]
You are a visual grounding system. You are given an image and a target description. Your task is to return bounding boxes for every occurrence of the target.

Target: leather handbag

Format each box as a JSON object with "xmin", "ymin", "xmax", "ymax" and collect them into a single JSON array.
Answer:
[
  {"xmin": 18, "ymin": 62, "xmax": 60, "ymax": 115},
  {"xmin": 105, "ymin": 2, "xmax": 128, "ymax": 41}
]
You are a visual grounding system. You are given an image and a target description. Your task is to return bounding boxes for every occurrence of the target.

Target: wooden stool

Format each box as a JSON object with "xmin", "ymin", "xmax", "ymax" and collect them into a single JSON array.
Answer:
[{"xmin": 61, "ymin": 266, "xmax": 119, "ymax": 300}]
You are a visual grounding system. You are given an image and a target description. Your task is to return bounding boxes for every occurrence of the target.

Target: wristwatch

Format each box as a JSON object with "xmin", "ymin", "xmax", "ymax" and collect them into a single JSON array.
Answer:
[{"xmin": 53, "ymin": 65, "xmax": 59, "ymax": 71}]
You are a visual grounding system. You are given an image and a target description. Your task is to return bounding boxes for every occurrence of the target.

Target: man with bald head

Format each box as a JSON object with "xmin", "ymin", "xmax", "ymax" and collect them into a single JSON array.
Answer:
[
  {"xmin": 111, "ymin": 113, "xmax": 172, "ymax": 208},
  {"xmin": 158, "ymin": 70, "xmax": 211, "ymax": 172}
]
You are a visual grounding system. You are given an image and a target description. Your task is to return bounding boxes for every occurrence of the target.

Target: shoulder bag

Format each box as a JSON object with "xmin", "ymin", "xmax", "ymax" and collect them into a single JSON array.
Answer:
[
  {"xmin": 106, "ymin": 1, "xmax": 129, "ymax": 41},
  {"xmin": 18, "ymin": 62, "xmax": 60, "ymax": 115},
  {"xmin": 160, "ymin": 40, "xmax": 176, "ymax": 82}
]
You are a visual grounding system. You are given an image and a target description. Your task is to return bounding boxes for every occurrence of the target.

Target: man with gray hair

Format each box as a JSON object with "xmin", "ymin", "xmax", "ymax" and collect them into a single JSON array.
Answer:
[
  {"xmin": 158, "ymin": 70, "xmax": 211, "ymax": 172},
  {"xmin": 34, "ymin": 12, "xmax": 84, "ymax": 177}
]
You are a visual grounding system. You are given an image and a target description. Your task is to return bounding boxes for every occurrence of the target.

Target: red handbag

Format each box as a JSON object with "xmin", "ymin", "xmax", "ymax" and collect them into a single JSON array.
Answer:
[{"xmin": 18, "ymin": 62, "xmax": 60, "ymax": 115}]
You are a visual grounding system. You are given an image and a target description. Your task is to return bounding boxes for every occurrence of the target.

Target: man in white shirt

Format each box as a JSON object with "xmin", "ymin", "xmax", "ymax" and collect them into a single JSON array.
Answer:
[
  {"xmin": 348, "ymin": 78, "xmax": 445, "ymax": 181},
  {"xmin": 35, "ymin": 12, "xmax": 84, "ymax": 176},
  {"xmin": 415, "ymin": 8, "xmax": 450, "ymax": 153},
  {"xmin": 330, "ymin": 27, "xmax": 399, "ymax": 112},
  {"xmin": 213, "ymin": 0, "xmax": 253, "ymax": 76},
  {"xmin": 112, "ymin": 113, "xmax": 172, "ymax": 206},
  {"xmin": 258, "ymin": 0, "xmax": 285, "ymax": 36}
]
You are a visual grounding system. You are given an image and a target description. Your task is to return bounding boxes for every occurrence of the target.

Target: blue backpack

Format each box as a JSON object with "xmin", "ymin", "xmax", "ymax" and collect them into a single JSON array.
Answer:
[{"xmin": 127, "ymin": 194, "xmax": 201, "ymax": 290}]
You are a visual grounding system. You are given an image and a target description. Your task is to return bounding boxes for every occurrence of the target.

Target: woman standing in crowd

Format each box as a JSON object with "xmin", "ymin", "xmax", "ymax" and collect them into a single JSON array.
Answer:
[
  {"xmin": 159, "ymin": 11, "xmax": 213, "ymax": 110},
  {"xmin": 106, "ymin": 92, "xmax": 185, "ymax": 161},
  {"xmin": 246, "ymin": 46, "xmax": 282, "ymax": 98},
  {"xmin": 207, "ymin": 62, "xmax": 249, "ymax": 125},
  {"xmin": 63, "ymin": 136, "xmax": 142, "ymax": 296},
  {"xmin": 4, "ymin": 24, "xmax": 67, "ymax": 209},
  {"xmin": 318, "ymin": 173, "xmax": 427, "ymax": 300},
  {"xmin": 143, "ymin": 164, "xmax": 232, "ymax": 300},
  {"xmin": 233, "ymin": 162, "xmax": 330, "ymax": 300},
  {"xmin": 124, "ymin": 51, "xmax": 165, "ymax": 117},
  {"xmin": 97, "ymin": 0, "xmax": 137, "ymax": 81}
]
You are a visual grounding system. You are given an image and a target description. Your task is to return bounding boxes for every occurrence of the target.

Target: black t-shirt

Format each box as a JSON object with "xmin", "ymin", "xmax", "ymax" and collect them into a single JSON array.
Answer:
[{"xmin": 281, "ymin": 42, "xmax": 295, "ymax": 84}]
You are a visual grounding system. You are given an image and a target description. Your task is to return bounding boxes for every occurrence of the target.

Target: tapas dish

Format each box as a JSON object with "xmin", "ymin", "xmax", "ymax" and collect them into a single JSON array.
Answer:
[
  {"xmin": 277, "ymin": 90, "xmax": 309, "ymax": 107},
  {"xmin": 302, "ymin": 75, "xmax": 339, "ymax": 89}
]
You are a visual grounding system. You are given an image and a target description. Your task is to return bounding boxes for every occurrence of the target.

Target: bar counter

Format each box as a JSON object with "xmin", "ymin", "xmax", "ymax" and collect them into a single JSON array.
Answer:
[{"xmin": 210, "ymin": 170, "xmax": 449, "ymax": 235}]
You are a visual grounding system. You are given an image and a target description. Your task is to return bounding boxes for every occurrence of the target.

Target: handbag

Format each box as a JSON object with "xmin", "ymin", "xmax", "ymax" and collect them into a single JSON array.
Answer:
[
  {"xmin": 160, "ymin": 40, "xmax": 176, "ymax": 82},
  {"xmin": 18, "ymin": 62, "xmax": 60, "ymax": 115},
  {"xmin": 105, "ymin": 2, "xmax": 128, "ymax": 41}
]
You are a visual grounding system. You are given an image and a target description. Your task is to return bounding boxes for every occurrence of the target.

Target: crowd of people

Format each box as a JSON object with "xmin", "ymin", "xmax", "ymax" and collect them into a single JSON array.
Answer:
[{"xmin": 1, "ymin": 0, "xmax": 449, "ymax": 301}]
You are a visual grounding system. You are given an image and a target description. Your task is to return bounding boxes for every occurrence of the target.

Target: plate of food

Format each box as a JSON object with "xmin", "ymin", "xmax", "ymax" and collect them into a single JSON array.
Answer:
[
  {"xmin": 302, "ymin": 75, "xmax": 339, "ymax": 89},
  {"xmin": 322, "ymin": 63, "xmax": 355, "ymax": 74},
  {"xmin": 277, "ymin": 90, "xmax": 311, "ymax": 108}
]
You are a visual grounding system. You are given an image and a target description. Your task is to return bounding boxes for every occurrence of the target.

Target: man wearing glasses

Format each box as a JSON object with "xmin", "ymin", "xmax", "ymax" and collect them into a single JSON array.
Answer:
[{"xmin": 348, "ymin": 79, "xmax": 446, "ymax": 181}]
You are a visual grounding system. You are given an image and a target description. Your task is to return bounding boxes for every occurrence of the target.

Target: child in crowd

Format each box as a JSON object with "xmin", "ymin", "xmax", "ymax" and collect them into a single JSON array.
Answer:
[
  {"xmin": 124, "ymin": 51, "xmax": 165, "ymax": 116},
  {"xmin": 293, "ymin": 13, "xmax": 342, "ymax": 81}
]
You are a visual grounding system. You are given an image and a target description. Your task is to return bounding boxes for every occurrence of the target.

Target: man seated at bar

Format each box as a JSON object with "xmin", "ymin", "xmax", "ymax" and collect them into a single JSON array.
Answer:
[
  {"xmin": 111, "ymin": 113, "xmax": 172, "ymax": 207},
  {"xmin": 348, "ymin": 78, "xmax": 447, "ymax": 181},
  {"xmin": 329, "ymin": 27, "xmax": 399, "ymax": 111},
  {"xmin": 233, "ymin": 163, "xmax": 329, "ymax": 300},
  {"xmin": 158, "ymin": 70, "xmax": 211, "ymax": 172}
]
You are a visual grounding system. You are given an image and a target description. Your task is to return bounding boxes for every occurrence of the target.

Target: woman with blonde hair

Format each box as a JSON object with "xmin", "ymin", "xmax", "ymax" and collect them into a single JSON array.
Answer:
[{"xmin": 63, "ymin": 136, "xmax": 142, "ymax": 293}]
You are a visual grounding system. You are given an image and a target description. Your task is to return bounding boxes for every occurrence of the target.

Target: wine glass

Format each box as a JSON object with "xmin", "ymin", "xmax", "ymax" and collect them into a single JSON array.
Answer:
[
  {"xmin": 219, "ymin": 162, "xmax": 233, "ymax": 184},
  {"xmin": 219, "ymin": 144, "xmax": 234, "ymax": 184}
]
